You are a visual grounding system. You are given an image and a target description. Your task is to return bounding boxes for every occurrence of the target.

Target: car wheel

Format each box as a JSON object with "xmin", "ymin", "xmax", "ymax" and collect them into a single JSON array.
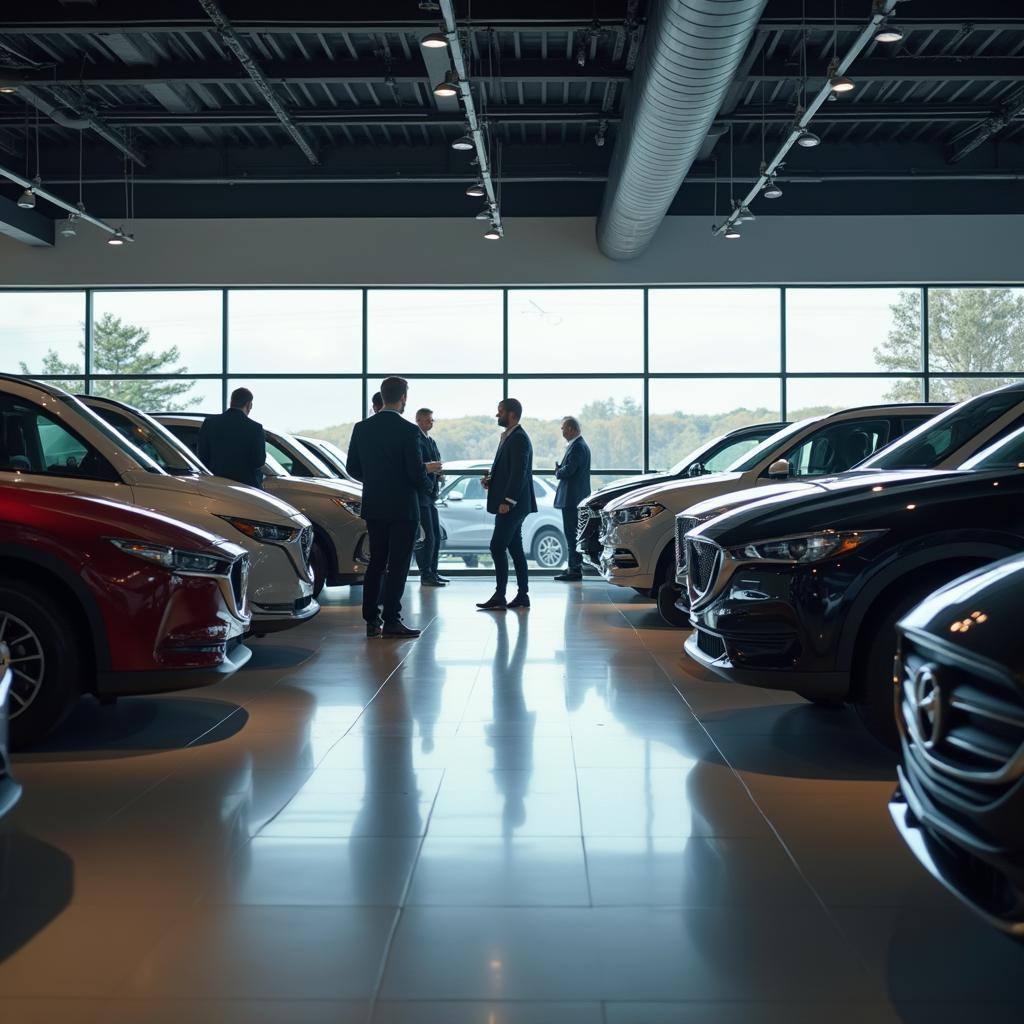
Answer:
[
  {"xmin": 462, "ymin": 555, "xmax": 479, "ymax": 568},
  {"xmin": 532, "ymin": 528, "xmax": 566, "ymax": 569},
  {"xmin": 309, "ymin": 538, "xmax": 328, "ymax": 597},
  {"xmin": 656, "ymin": 582, "xmax": 690, "ymax": 627},
  {"xmin": 0, "ymin": 584, "xmax": 80, "ymax": 748}
]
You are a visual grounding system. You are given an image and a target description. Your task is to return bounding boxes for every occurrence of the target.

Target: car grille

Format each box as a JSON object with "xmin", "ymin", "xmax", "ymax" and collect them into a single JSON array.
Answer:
[
  {"xmin": 687, "ymin": 539, "xmax": 721, "ymax": 596},
  {"xmin": 696, "ymin": 629, "xmax": 727, "ymax": 660},
  {"xmin": 577, "ymin": 507, "xmax": 602, "ymax": 556},
  {"xmin": 675, "ymin": 516, "xmax": 700, "ymax": 572},
  {"xmin": 900, "ymin": 638, "xmax": 1024, "ymax": 807},
  {"xmin": 230, "ymin": 556, "xmax": 249, "ymax": 611},
  {"xmin": 300, "ymin": 525, "xmax": 314, "ymax": 564}
]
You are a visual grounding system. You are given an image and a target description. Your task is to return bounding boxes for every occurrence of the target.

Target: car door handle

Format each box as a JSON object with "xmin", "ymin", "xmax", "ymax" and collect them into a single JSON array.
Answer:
[{"xmin": 473, "ymin": 503, "xmax": 483, "ymax": 509}]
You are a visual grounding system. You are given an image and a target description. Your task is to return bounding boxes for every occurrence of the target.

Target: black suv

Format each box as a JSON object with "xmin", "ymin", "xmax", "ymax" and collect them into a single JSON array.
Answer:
[
  {"xmin": 684, "ymin": 419, "xmax": 1024, "ymax": 746},
  {"xmin": 890, "ymin": 554, "xmax": 1024, "ymax": 937},
  {"xmin": 575, "ymin": 421, "xmax": 786, "ymax": 569}
]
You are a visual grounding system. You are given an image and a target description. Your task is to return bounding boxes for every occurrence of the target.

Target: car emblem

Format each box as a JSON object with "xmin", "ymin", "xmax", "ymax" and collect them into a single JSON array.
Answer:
[{"xmin": 910, "ymin": 663, "xmax": 946, "ymax": 749}]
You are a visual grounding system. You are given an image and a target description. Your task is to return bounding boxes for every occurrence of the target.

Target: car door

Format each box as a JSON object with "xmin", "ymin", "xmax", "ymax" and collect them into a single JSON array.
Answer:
[{"xmin": 438, "ymin": 474, "xmax": 489, "ymax": 550}]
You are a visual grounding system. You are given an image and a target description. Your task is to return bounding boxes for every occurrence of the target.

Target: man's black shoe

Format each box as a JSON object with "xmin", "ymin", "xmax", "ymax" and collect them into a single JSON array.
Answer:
[
  {"xmin": 553, "ymin": 572, "xmax": 583, "ymax": 582},
  {"xmin": 435, "ymin": 574, "xmax": 451, "ymax": 583},
  {"xmin": 366, "ymin": 621, "xmax": 383, "ymax": 638},
  {"xmin": 421, "ymin": 576, "xmax": 446, "ymax": 587},
  {"xmin": 476, "ymin": 594, "xmax": 507, "ymax": 610},
  {"xmin": 382, "ymin": 621, "xmax": 421, "ymax": 638},
  {"xmin": 507, "ymin": 592, "xmax": 531, "ymax": 609}
]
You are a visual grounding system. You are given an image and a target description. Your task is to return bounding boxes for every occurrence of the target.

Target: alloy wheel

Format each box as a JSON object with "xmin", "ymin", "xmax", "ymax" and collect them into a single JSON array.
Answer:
[
  {"xmin": 536, "ymin": 534, "xmax": 565, "ymax": 568},
  {"xmin": 0, "ymin": 612, "xmax": 45, "ymax": 720}
]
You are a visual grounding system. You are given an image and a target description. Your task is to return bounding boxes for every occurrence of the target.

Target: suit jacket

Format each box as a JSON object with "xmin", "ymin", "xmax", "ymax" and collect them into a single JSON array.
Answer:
[
  {"xmin": 347, "ymin": 410, "xmax": 430, "ymax": 522},
  {"xmin": 554, "ymin": 436, "xmax": 592, "ymax": 510},
  {"xmin": 197, "ymin": 408, "xmax": 266, "ymax": 488},
  {"xmin": 417, "ymin": 432, "xmax": 441, "ymax": 505},
  {"xmin": 487, "ymin": 425, "xmax": 537, "ymax": 516}
]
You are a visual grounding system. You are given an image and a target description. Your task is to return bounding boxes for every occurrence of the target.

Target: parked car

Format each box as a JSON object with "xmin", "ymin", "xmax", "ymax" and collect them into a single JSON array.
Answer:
[
  {"xmin": 294, "ymin": 435, "xmax": 357, "ymax": 483},
  {"xmin": 0, "ymin": 642, "xmax": 19, "ymax": 817},
  {"xmin": 0, "ymin": 377, "xmax": 316, "ymax": 636},
  {"xmin": 0, "ymin": 484, "xmax": 253, "ymax": 746},
  {"xmin": 683, "ymin": 419, "xmax": 1024, "ymax": 746},
  {"xmin": 670, "ymin": 383, "xmax": 1024, "ymax": 625},
  {"xmin": 156, "ymin": 413, "xmax": 368, "ymax": 595},
  {"xmin": 435, "ymin": 461, "xmax": 568, "ymax": 569},
  {"xmin": 576, "ymin": 421, "xmax": 787, "ymax": 571},
  {"xmin": 890, "ymin": 554, "xmax": 1024, "ymax": 937},
  {"xmin": 598, "ymin": 404, "xmax": 941, "ymax": 620}
]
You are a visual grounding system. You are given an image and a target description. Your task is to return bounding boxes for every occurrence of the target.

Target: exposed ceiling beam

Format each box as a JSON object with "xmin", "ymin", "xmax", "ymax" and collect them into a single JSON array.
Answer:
[
  {"xmin": 197, "ymin": 0, "xmax": 319, "ymax": 165},
  {"xmin": 8, "ymin": 60, "xmax": 632, "ymax": 88},
  {"xmin": 947, "ymin": 88, "xmax": 1024, "ymax": 163},
  {"xmin": 745, "ymin": 57, "xmax": 1024, "ymax": 84},
  {"xmin": 0, "ymin": 193, "xmax": 53, "ymax": 247}
]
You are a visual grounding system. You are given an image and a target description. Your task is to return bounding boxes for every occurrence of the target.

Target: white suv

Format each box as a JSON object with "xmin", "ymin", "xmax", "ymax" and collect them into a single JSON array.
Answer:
[
  {"xmin": 598, "ymin": 404, "xmax": 941, "ymax": 605},
  {"xmin": 0, "ymin": 378, "xmax": 317, "ymax": 635},
  {"xmin": 157, "ymin": 414, "xmax": 369, "ymax": 597}
]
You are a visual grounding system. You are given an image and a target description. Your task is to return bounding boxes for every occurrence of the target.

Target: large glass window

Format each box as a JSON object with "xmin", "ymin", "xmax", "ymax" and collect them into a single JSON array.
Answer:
[
  {"xmin": 228, "ymin": 378, "xmax": 362, "ymax": 446},
  {"xmin": 89, "ymin": 377, "xmax": 222, "ymax": 413},
  {"xmin": 0, "ymin": 291, "xmax": 85, "ymax": 377},
  {"xmin": 649, "ymin": 289, "xmax": 780, "ymax": 373},
  {"xmin": 368, "ymin": 290, "xmax": 502, "ymax": 374},
  {"xmin": 647, "ymin": 378, "xmax": 781, "ymax": 471},
  {"xmin": 228, "ymin": 290, "xmax": 362, "ymax": 373},
  {"xmin": 787, "ymin": 288, "xmax": 920, "ymax": 373},
  {"xmin": 786, "ymin": 376, "xmax": 922, "ymax": 415},
  {"xmin": 400, "ymin": 378, "xmax": 504, "ymax": 463},
  {"xmin": 507, "ymin": 289, "xmax": 643, "ymax": 374}
]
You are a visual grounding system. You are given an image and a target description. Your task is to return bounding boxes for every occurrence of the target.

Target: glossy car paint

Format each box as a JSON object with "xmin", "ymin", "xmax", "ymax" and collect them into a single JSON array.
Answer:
[
  {"xmin": 683, "ymin": 467, "xmax": 1024, "ymax": 701},
  {"xmin": 599, "ymin": 405, "xmax": 941, "ymax": 593},
  {"xmin": 156, "ymin": 415, "xmax": 369, "ymax": 588},
  {"xmin": 294, "ymin": 435, "xmax": 356, "ymax": 482},
  {"xmin": 890, "ymin": 555, "xmax": 1024, "ymax": 936},
  {"xmin": 0, "ymin": 380, "xmax": 317, "ymax": 634}
]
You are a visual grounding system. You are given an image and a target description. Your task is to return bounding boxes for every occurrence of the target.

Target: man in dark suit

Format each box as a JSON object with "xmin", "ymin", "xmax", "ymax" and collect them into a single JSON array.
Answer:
[
  {"xmin": 477, "ymin": 398, "xmax": 537, "ymax": 611},
  {"xmin": 197, "ymin": 387, "xmax": 266, "ymax": 488},
  {"xmin": 347, "ymin": 377, "xmax": 441, "ymax": 638},
  {"xmin": 370, "ymin": 392, "xmax": 383, "ymax": 415},
  {"xmin": 414, "ymin": 407, "xmax": 447, "ymax": 587},
  {"xmin": 553, "ymin": 415, "xmax": 592, "ymax": 582}
]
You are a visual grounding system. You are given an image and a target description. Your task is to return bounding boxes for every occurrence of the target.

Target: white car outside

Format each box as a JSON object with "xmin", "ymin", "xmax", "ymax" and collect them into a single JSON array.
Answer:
[
  {"xmin": 0, "ymin": 378, "xmax": 317, "ymax": 634},
  {"xmin": 598, "ymin": 404, "xmax": 941, "ymax": 596},
  {"xmin": 156, "ymin": 414, "xmax": 369, "ymax": 596}
]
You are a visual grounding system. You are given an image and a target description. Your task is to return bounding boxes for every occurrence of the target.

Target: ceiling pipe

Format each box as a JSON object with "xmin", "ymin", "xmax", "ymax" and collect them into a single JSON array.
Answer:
[
  {"xmin": 437, "ymin": 0, "xmax": 503, "ymax": 238},
  {"xmin": 713, "ymin": 0, "xmax": 899, "ymax": 238},
  {"xmin": 0, "ymin": 161, "xmax": 131, "ymax": 240},
  {"xmin": 596, "ymin": 0, "xmax": 769, "ymax": 260}
]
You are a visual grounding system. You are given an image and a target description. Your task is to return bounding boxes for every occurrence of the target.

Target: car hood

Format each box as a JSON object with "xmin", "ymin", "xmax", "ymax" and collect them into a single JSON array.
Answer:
[
  {"xmin": 584, "ymin": 472, "xmax": 676, "ymax": 507},
  {"xmin": 603, "ymin": 472, "xmax": 743, "ymax": 513},
  {"xmin": 681, "ymin": 479, "xmax": 840, "ymax": 522},
  {"xmin": 693, "ymin": 469, "xmax": 962, "ymax": 544},
  {"xmin": 124, "ymin": 469, "xmax": 308, "ymax": 525},
  {"xmin": 270, "ymin": 475, "xmax": 362, "ymax": 501}
]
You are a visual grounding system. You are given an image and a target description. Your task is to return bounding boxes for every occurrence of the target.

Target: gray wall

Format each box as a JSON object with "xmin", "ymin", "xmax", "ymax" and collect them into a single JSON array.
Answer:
[{"xmin": 0, "ymin": 215, "xmax": 1016, "ymax": 287}]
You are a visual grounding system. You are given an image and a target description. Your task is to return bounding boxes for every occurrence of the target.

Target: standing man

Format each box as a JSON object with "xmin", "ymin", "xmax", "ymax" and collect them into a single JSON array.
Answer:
[
  {"xmin": 553, "ymin": 416, "xmax": 592, "ymax": 582},
  {"xmin": 347, "ymin": 377, "xmax": 441, "ymax": 639},
  {"xmin": 477, "ymin": 398, "xmax": 537, "ymax": 611},
  {"xmin": 198, "ymin": 386, "xmax": 266, "ymax": 488},
  {"xmin": 370, "ymin": 392, "xmax": 383, "ymax": 415},
  {"xmin": 414, "ymin": 407, "xmax": 447, "ymax": 587}
]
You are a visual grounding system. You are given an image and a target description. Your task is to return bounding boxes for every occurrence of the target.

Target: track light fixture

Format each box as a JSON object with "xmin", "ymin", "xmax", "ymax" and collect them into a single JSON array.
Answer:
[
  {"xmin": 827, "ymin": 59, "xmax": 855, "ymax": 94},
  {"xmin": 451, "ymin": 134, "xmax": 474, "ymax": 151},
  {"xmin": 0, "ymin": 82, "xmax": 17, "ymax": 95},
  {"xmin": 796, "ymin": 128, "xmax": 821, "ymax": 148},
  {"xmin": 763, "ymin": 178, "xmax": 783, "ymax": 200},
  {"xmin": 875, "ymin": 24, "xmax": 903, "ymax": 43},
  {"xmin": 724, "ymin": 224, "xmax": 741, "ymax": 239},
  {"xmin": 17, "ymin": 175, "xmax": 40, "ymax": 209},
  {"xmin": 433, "ymin": 72, "xmax": 459, "ymax": 98},
  {"xmin": 420, "ymin": 31, "xmax": 449, "ymax": 49},
  {"xmin": 483, "ymin": 225, "xmax": 501, "ymax": 240},
  {"xmin": 465, "ymin": 181, "xmax": 485, "ymax": 198},
  {"xmin": 107, "ymin": 227, "xmax": 128, "ymax": 246},
  {"xmin": 475, "ymin": 208, "xmax": 492, "ymax": 220},
  {"xmin": 736, "ymin": 205, "xmax": 755, "ymax": 223},
  {"xmin": 59, "ymin": 213, "xmax": 78, "ymax": 238}
]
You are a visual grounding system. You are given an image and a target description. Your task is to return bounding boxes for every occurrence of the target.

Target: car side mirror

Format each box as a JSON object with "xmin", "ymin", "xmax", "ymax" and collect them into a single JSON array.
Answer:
[
  {"xmin": 448, "ymin": 491, "xmax": 464, "ymax": 501},
  {"xmin": 767, "ymin": 458, "xmax": 790, "ymax": 479},
  {"xmin": 687, "ymin": 463, "xmax": 705, "ymax": 478}
]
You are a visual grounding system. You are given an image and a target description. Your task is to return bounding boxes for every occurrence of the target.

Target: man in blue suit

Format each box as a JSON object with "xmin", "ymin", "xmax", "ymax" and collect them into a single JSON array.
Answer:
[
  {"xmin": 553, "ymin": 416, "xmax": 592, "ymax": 582},
  {"xmin": 347, "ymin": 377, "xmax": 440, "ymax": 639},
  {"xmin": 477, "ymin": 398, "xmax": 537, "ymax": 611}
]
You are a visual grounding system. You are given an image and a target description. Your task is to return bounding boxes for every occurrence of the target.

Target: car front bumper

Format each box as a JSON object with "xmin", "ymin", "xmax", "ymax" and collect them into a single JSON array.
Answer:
[{"xmin": 97, "ymin": 637, "xmax": 253, "ymax": 697}]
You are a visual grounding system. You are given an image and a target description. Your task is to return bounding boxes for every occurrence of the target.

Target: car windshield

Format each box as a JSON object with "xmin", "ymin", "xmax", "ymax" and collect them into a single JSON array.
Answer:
[
  {"xmin": 668, "ymin": 433, "xmax": 729, "ymax": 476},
  {"xmin": 861, "ymin": 388, "xmax": 1024, "ymax": 470},
  {"xmin": 263, "ymin": 451, "xmax": 287, "ymax": 477},
  {"xmin": 729, "ymin": 419, "xmax": 819, "ymax": 473},
  {"xmin": 91, "ymin": 403, "xmax": 206, "ymax": 476},
  {"xmin": 58, "ymin": 394, "xmax": 165, "ymax": 474},
  {"xmin": 961, "ymin": 424, "xmax": 1024, "ymax": 472}
]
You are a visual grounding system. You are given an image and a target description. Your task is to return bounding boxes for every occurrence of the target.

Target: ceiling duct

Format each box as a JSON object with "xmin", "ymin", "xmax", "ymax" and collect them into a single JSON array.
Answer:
[{"xmin": 596, "ymin": 0, "xmax": 768, "ymax": 260}]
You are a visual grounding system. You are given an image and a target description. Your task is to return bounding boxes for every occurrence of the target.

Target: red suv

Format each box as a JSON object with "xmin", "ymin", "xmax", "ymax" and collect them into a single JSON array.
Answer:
[{"xmin": 0, "ymin": 484, "xmax": 252, "ymax": 746}]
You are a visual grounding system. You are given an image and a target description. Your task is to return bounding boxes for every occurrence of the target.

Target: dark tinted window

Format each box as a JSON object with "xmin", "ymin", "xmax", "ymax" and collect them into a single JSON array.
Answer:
[
  {"xmin": 167, "ymin": 422, "xmax": 201, "ymax": 456},
  {"xmin": 780, "ymin": 419, "xmax": 889, "ymax": 478},
  {"xmin": 98, "ymin": 407, "xmax": 195, "ymax": 474},
  {"xmin": 962, "ymin": 423, "xmax": 1024, "ymax": 472}
]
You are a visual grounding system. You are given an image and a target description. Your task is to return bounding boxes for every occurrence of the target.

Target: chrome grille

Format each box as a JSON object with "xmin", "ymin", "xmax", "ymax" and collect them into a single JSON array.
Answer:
[
  {"xmin": 687, "ymin": 539, "xmax": 721, "ymax": 596},
  {"xmin": 675, "ymin": 516, "xmax": 700, "ymax": 572},
  {"xmin": 576, "ymin": 507, "xmax": 593, "ymax": 540},
  {"xmin": 900, "ymin": 639, "xmax": 1024, "ymax": 799},
  {"xmin": 300, "ymin": 526, "xmax": 314, "ymax": 563},
  {"xmin": 230, "ymin": 556, "xmax": 249, "ymax": 611}
]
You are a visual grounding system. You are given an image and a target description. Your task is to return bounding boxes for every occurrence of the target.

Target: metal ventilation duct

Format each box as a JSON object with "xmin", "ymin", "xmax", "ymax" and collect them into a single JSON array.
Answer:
[{"xmin": 597, "ymin": 0, "xmax": 768, "ymax": 260}]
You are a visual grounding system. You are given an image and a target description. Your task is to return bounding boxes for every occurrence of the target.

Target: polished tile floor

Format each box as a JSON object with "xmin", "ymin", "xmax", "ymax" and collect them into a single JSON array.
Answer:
[{"xmin": 2, "ymin": 581, "xmax": 1023, "ymax": 1023}]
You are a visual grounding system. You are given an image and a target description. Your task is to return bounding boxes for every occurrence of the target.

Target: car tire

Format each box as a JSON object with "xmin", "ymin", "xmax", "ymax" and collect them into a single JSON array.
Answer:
[
  {"xmin": 656, "ymin": 582, "xmax": 690, "ymax": 627},
  {"xmin": 462, "ymin": 555, "xmax": 479, "ymax": 568},
  {"xmin": 309, "ymin": 538, "xmax": 328, "ymax": 597},
  {"xmin": 0, "ymin": 584, "xmax": 81, "ymax": 749},
  {"xmin": 532, "ymin": 528, "xmax": 566, "ymax": 569}
]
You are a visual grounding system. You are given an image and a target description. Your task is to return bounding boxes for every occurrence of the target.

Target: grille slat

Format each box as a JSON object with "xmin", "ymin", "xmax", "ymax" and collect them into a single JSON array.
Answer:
[
  {"xmin": 675, "ymin": 515, "xmax": 700, "ymax": 572},
  {"xmin": 696, "ymin": 629, "xmax": 726, "ymax": 660},
  {"xmin": 687, "ymin": 539, "xmax": 720, "ymax": 595}
]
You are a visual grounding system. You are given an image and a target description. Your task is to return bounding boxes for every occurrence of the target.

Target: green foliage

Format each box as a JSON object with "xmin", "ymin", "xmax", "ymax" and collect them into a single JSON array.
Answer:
[
  {"xmin": 877, "ymin": 288, "xmax": 1024, "ymax": 402},
  {"xmin": 20, "ymin": 312, "xmax": 200, "ymax": 411}
]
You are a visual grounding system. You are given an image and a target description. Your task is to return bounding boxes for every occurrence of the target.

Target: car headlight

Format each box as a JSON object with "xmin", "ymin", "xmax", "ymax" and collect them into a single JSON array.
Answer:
[
  {"xmin": 216, "ymin": 516, "xmax": 300, "ymax": 544},
  {"xmin": 332, "ymin": 496, "xmax": 363, "ymax": 518},
  {"xmin": 729, "ymin": 529, "xmax": 886, "ymax": 564},
  {"xmin": 612, "ymin": 503, "xmax": 665, "ymax": 525},
  {"xmin": 109, "ymin": 538, "xmax": 233, "ymax": 576}
]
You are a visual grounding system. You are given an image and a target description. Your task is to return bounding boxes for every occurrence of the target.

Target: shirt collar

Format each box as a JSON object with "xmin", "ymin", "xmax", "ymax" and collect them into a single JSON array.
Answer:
[{"xmin": 565, "ymin": 434, "xmax": 581, "ymax": 448}]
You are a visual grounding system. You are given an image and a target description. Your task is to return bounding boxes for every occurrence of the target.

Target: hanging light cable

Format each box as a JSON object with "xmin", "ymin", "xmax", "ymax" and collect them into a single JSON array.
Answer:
[{"xmin": 828, "ymin": 0, "xmax": 855, "ymax": 93}]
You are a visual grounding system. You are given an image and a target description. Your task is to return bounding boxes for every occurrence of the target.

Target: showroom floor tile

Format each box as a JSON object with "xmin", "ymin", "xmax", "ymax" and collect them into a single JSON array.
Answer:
[{"xmin": 2, "ymin": 580, "xmax": 1023, "ymax": 1021}]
